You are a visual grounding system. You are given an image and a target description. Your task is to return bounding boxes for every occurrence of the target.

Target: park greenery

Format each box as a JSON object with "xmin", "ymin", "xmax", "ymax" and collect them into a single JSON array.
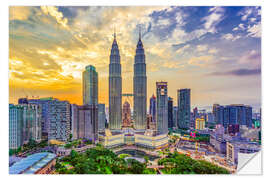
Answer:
[
  {"xmin": 9, "ymin": 139, "xmax": 48, "ymax": 156},
  {"xmin": 158, "ymin": 152, "xmax": 230, "ymax": 174},
  {"xmin": 64, "ymin": 138, "xmax": 93, "ymax": 149},
  {"xmin": 55, "ymin": 146, "xmax": 156, "ymax": 174},
  {"xmin": 55, "ymin": 145, "xmax": 229, "ymax": 174}
]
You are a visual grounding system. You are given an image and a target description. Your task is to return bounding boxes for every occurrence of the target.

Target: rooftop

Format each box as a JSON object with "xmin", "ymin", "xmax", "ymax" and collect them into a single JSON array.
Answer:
[{"xmin": 9, "ymin": 152, "xmax": 56, "ymax": 174}]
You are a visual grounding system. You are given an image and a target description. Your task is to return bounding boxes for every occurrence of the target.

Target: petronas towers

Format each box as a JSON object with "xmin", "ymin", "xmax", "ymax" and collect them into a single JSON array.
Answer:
[
  {"xmin": 109, "ymin": 32, "xmax": 122, "ymax": 130},
  {"xmin": 109, "ymin": 29, "xmax": 147, "ymax": 131},
  {"xmin": 133, "ymin": 31, "xmax": 147, "ymax": 130}
]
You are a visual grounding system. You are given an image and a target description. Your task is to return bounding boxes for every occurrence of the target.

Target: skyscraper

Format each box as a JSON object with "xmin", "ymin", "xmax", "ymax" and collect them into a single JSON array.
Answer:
[
  {"xmin": 47, "ymin": 99, "xmax": 70, "ymax": 142},
  {"xmin": 168, "ymin": 97, "xmax": 173, "ymax": 129},
  {"xmin": 149, "ymin": 94, "xmax": 156, "ymax": 122},
  {"xmin": 133, "ymin": 28, "xmax": 147, "ymax": 130},
  {"xmin": 109, "ymin": 32, "xmax": 122, "ymax": 130},
  {"xmin": 173, "ymin": 106, "xmax": 178, "ymax": 128},
  {"xmin": 98, "ymin": 104, "xmax": 106, "ymax": 132},
  {"xmin": 177, "ymin": 89, "xmax": 191, "ymax": 129},
  {"xmin": 21, "ymin": 104, "xmax": 42, "ymax": 144},
  {"xmin": 28, "ymin": 97, "xmax": 54, "ymax": 137},
  {"xmin": 156, "ymin": 82, "xmax": 168, "ymax": 135},
  {"xmin": 9, "ymin": 104, "xmax": 23, "ymax": 150},
  {"xmin": 83, "ymin": 65, "xmax": 98, "ymax": 106}
]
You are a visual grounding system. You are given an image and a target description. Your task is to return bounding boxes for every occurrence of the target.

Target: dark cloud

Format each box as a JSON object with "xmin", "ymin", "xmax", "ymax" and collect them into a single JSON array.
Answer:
[{"xmin": 208, "ymin": 68, "xmax": 261, "ymax": 76}]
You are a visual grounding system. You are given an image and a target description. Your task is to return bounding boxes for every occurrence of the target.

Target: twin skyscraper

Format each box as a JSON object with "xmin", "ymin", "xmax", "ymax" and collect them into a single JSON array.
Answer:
[{"xmin": 109, "ymin": 29, "xmax": 147, "ymax": 131}]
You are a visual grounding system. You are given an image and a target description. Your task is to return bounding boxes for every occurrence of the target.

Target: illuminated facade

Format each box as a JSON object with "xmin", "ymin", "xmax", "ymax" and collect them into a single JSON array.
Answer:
[
  {"xmin": 99, "ymin": 129, "xmax": 124, "ymax": 148},
  {"xmin": 134, "ymin": 133, "xmax": 168, "ymax": 149},
  {"xmin": 109, "ymin": 32, "xmax": 122, "ymax": 130},
  {"xmin": 195, "ymin": 117, "xmax": 205, "ymax": 130},
  {"xmin": 122, "ymin": 101, "xmax": 132, "ymax": 128},
  {"xmin": 133, "ymin": 29, "xmax": 147, "ymax": 130}
]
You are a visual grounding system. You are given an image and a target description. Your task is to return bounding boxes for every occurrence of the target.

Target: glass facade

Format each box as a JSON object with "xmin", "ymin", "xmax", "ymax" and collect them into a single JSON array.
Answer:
[
  {"xmin": 168, "ymin": 97, "xmax": 173, "ymax": 129},
  {"xmin": 98, "ymin": 104, "xmax": 106, "ymax": 132},
  {"xmin": 177, "ymin": 89, "xmax": 191, "ymax": 129},
  {"xmin": 9, "ymin": 104, "xmax": 23, "ymax": 149},
  {"xmin": 109, "ymin": 33, "xmax": 122, "ymax": 130},
  {"xmin": 83, "ymin": 65, "xmax": 98, "ymax": 106},
  {"xmin": 149, "ymin": 95, "xmax": 156, "ymax": 122},
  {"xmin": 133, "ymin": 33, "xmax": 147, "ymax": 130},
  {"xmin": 156, "ymin": 82, "xmax": 168, "ymax": 135}
]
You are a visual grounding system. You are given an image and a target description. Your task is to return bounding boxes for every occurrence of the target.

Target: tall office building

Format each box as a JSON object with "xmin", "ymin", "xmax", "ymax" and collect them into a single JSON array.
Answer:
[
  {"xmin": 133, "ymin": 29, "xmax": 147, "ymax": 130},
  {"xmin": 213, "ymin": 104, "xmax": 220, "ymax": 124},
  {"xmin": 71, "ymin": 104, "xmax": 98, "ymax": 141},
  {"xmin": 83, "ymin": 65, "xmax": 98, "ymax": 106},
  {"xmin": 177, "ymin": 89, "xmax": 191, "ymax": 129},
  {"xmin": 168, "ymin": 97, "xmax": 173, "ymax": 129},
  {"xmin": 156, "ymin": 82, "xmax": 168, "ymax": 135},
  {"xmin": 149, "ymin": 94, "xmax": 156, "ymax": 122},
  {"xmin": 47, "ymin": 99, "xmax": 70, "ymax": 142},
  {"xmin": 173, "ymin": 106, "xmax": 178, "ymax": 128},
  {"xmin": 9, "ymin": 104, "xmax": 23, "ymax": 149},
  {"xmin": 9, "ymin": 103, "xmax": 42, "ymax": 149},
  {"xmin": 21, "ymin": 104, "xmax": 42, "ymax": 143},
  {"xmin": 98, "ymin": 104, "xmax": 106, "ymax": 132},
  {"xmin": 109, "ymin": 32, "xmax": 122, "ymax": 130},
  {"xmin": 28, "ymin": 97, "xmax": 54, "ymax": 137}
]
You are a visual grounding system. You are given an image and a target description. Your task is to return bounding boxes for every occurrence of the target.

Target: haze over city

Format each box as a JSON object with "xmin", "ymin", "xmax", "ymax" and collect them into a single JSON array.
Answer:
[{"xmin": 9, "ymin": 6, "xmax": 261, "ymax": 111}]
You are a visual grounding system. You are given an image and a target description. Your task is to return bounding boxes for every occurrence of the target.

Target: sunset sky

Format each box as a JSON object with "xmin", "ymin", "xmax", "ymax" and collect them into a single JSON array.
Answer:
[{"xmin": 9, "ymin": 6, "xmax": 261, "ymax": 111}]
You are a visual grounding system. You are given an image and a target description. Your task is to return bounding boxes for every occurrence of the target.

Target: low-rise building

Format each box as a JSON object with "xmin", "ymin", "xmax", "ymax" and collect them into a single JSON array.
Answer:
[
  {"xmin": 98, "ymin": 129, "xmax": 125, "ymax": 148},
  {"xmin": 56, "ymin": 144, "xmax": 94, "ymax": 156},
  {"xmin": 134, "ymin": 133, "xmax": 168, "ymax": 149},
  {"xmin": 226, "ymin": 141, "xmax": 260, "ymax": 165},
  {"xmin": 9, "ymin": 152, "xmax": 56, "ymax": 174},
  {"xmin": 195, "ymin": 117, "xmax": 205, "ymax": 130}
]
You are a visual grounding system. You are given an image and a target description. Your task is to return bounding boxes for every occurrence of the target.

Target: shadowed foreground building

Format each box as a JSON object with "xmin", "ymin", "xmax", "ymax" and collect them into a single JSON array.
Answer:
[
  {"xmin": 9, "ymin": 103, "xmax": 42, "ymax": 150},
  {"xmin": 168, "ymin": 97, "xmax": 173, "ymax": 129},
  {"xmin": 98, "ymin": 104, "xmax": 106, "ymax": 132},
  {"xmin": 47, "ymin": 99, "xmax": 70, "ymax": 142},
  {"xmin": 149, "ymin": 94, "xmax": 156, "ymax": 123},
  {"xmin": 71, "ymin": 104, "xmax": 98, "ymax": 141}
]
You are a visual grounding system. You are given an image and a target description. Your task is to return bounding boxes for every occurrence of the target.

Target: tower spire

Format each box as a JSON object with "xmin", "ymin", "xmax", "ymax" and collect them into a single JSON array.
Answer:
[
  {"xmin": 139, "ymin": 25, "xmax": 141, "ymax": 40},
  {"xmin": 114, "ymin": 25, "xmax": 116, "ymax": 39}
]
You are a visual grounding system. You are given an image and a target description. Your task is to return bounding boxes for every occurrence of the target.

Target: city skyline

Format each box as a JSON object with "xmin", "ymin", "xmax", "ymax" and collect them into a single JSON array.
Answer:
[{"xmin": 9, "ymin": 6, "xmax": 261, "ymax": 111}]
